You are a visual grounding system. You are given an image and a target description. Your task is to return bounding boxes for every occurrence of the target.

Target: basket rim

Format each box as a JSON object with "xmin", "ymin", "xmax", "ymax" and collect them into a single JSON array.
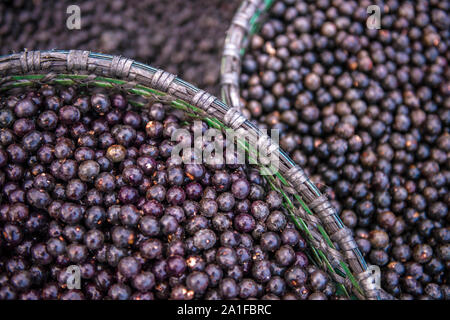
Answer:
[{"xmin": 1, "ymin": 49, "xmax": 375, "ymax": 300}]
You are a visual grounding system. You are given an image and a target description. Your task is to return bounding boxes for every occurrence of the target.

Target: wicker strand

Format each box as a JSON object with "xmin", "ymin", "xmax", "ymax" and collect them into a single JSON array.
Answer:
[
  {"xmin": 38, "ymin": 72, "xmax": 58, "ymax": 84},
  {"xmin": 256, "ymin": 133, "xmax": 279, "ymax": 156},
  {"xmin": 285, "ymin": 166, "xmax": 309, "ymax": 186},
  {"xmin": 232, "ymin": 11, "xmax": 251, "ymax": 30},
  {"xmin": 224, "ymin": 107, "xmax": 247, "ymax": 130},
  {"xmin": 151, "ymin": 69, "xmax": 176, "ymax": 92},
  {"xmin": 356, "ymin": 269, "xmax": 381, "ymax": 300},
  {"xmin": 286, "ymin": 167, "xmax": 318, "ymax": 204},
  {"xmin": 309, "ymin": 195, "xmax": 338, "ymax": 226},
  {"xmin": 19, "ymin": 51, "xmax": 42, "ymax": 73},
  {"xmin": 221, "ymin": 72, "xmax": 239, "ymax": 87},
  {"xmin": 330, "ymin": 228, "xmax": 359, "ymax": 260},
  {"xmin": 293, "ymin": 207, "xmax": 344, "ymax": 267},
  {"xmin": 110, "ymin": 56, "xmax": 133, "ymax": 78},
  {"xmin": 222, "ymin": 43, "xmax": 241, "ymax": 60},
  {"xmin": 220, "ymin": 0, "xmax": 266, "ymax": 112},
  {"xmin": 191, "ymin": 90, "xmax": 216, "ymax": 115},
  {"xmin": 285, "ymin": 166, "xmax": 312, "ymax": 197},
  {"xmin": 67, "ymin": 50, "xmax": 89, "ymax": 71}
]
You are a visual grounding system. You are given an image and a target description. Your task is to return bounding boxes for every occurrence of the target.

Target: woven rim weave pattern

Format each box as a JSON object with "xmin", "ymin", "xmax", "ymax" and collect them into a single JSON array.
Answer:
[
  {"xmin": 220, "ymin": 0, "xmax": 381, "ymax": 300},
  {"xmin": 1, "ymin": 49, "xmax": 377, "ymax": 300}
]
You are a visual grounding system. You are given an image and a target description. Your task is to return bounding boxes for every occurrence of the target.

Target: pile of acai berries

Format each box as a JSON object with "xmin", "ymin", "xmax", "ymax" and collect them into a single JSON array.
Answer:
[
  {"xmin": 0, "ymin": 85, "xmax": 338, "ymax": 300},
  {"xmin": 239, "ymin": 0, "xmax": 449, "ymax": 299}
]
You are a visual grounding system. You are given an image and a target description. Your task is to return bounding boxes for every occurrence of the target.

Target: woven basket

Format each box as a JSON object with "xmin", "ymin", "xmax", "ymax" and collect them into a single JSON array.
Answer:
[
  {"xmin": 1, "ymin": 49, "xmax": 376, "ymax": 300},
  {"xmin": 220, "ymin": 1, "xmax": 380, "ymax": 300}
]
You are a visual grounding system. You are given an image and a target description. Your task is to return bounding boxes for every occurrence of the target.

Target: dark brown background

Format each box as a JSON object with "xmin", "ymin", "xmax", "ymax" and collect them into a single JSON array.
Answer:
[{"xmin": 0, "ymin": 0, "xmax": 240, "ymax": 95}]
